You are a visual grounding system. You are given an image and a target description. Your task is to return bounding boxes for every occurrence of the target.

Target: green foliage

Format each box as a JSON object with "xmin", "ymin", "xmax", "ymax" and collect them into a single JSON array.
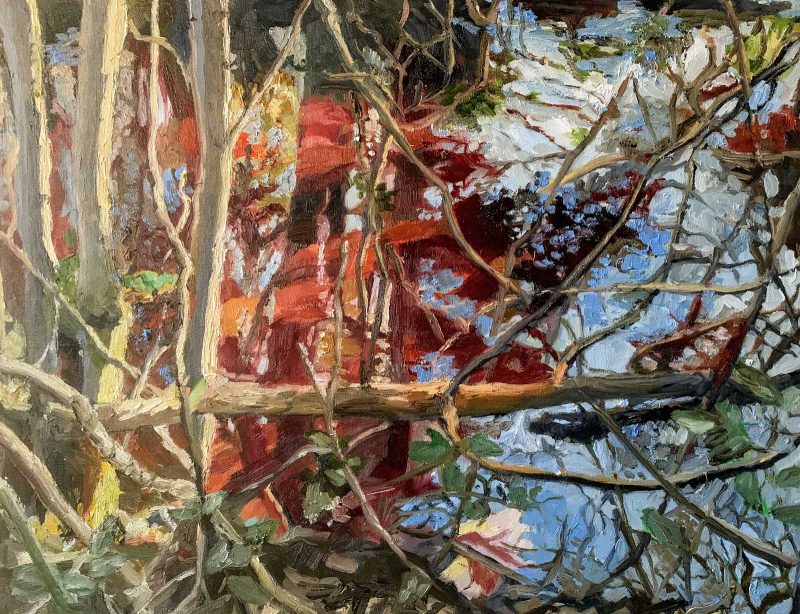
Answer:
[
  {"xmin": 454, "ymin": 85, "xmax": 505, "ymax": 127},
  {"xmin": 467, "ymin": 434, "xmax": 504, "ymax": 457},
  {"xmin": 734, "ymin": 472, "xmax": 769, "ymax": 515},
  {"xmin": 122, "ymin": 270, "xmax": 178, "ymax": 298},
  {"xmin": 633, "ymin": 14, "xmax": 670, "ymax": 44},
  {"xmin": 409, "ymin": 428, "xmax": 453, "ymax": 464},
  {"xmin": 732, "ymin": 362, "xmax": 783, "ymax": 405},
  {"xmin": 307, "ymin": 430, "xmax": 335, "ymax": 449},
  {"xmin": 398, "ymin": 571, "xmax": 432, "ymax": 605},
  {"xmin": 774, "ymin": 467, "xmax": 800, "ymax": 488},
  {"xmin": 568, "ymin": 127, "xmax": 590, "ymax": 147},
  {"xmin": 507, "ymin": 478, "xmax": 540, "ymax": 511},
  {"xmin": 559, "ymin": 40, "xmax": 622, "ymax": 60},
  {"xmin": 226, "ymin": 575, "xmax": 271, "ymax": 606},
  {"xmin": 207, "ymin": 540, "xmax": 252, "ymax": 575},
  {"xmin": 773, "ymin": 505, "xmax": 800, "ymax": 526},
  {"xmin": 439, "ymin": 463, "xmax": 466, "ymax": 492},
  {"xmin": 462, "ymin": 498, "xmax": 490, "ymax": 520},
  {"xmin": 55, "ymin": 254, "xmax": 80, "ymax": 303},
  {"xmin": 302, "ymin": 482, "xmax": 339, "ymax": 524},
  {"xmin": 642, "ymin": 509, "xmax": 688, "ymax": 559},
  {"xmin": 705, "ymin": 401, "xmax": 754, "ymax": 463},
  {"xmin": 736, "ymin": 16, "xmax": 799, "ymax": 74},
  {"xmin": 673, "ymin": 410, "xmax": 716, "ymax": 434}
]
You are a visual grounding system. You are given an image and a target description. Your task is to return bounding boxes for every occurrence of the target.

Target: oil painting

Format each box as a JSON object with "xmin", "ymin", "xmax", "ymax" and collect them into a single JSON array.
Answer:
[{"xmin": 1, "ymin": 0, "xmax": 800, "ymax": 611}]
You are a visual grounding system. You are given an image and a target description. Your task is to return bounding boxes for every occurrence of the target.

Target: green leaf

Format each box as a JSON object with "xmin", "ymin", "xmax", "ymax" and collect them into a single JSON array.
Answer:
[
  {"xmin": 86, "ymin": 551, "xmax": 127, "ymax": 578},
  {"xmin": 90, "ymin": 516, "xmax": 119, "ymax": 555},
  {"xmin": 324, "ymin": 468, "xmax": 348, "ymax": 488},
  {"xmin": 773, "ymin": 505, "xmax": 800, "ymax": 526},
  {"xmin": 642, "ymin": 509, "xmax": 687, "ymax": 557},
  {"xmin": 302, "ymin": 482, "xmax": 338, "ymax": 523},
  {"xmin": 440, "ymin": 463, "xmax": 466, "ymax": 493},
  {"xmin": 11, "ymin": 565, "xmax": 50, "ymax": 604},
  {"xmin": 709, "ymin": 402, "xmax": 754, "ymax": 463},
  {"xmin": 775, "ymin": 467, "xmax": 800, "ymax": 488},
  {"xmin": 122, "ymin": 270, "xmax": 178, "ymax": 297},
  {"xmin": 206, "ymin": 540, "xmax": 230, "ymax": 575},
  {"xmin": 732, "ymin": 363, "xmax": 783, "ymax": 405},
  {"xmin": 467, "ymin": 434, "xmax": 504, "ymax": 457},
  {"xmin": 307, "ymin": 431, "xmax": 334, "ymax": 448},
  {"xmin": 207, "ymin": 541, "xmax": 252, "ymax": 574},
  {"xmin": 226, "ymin": 575, "xmax": 270, "ymax": 606},
  {"xmin": 171, "ymin": 500, "xmax": 201, "ymax": 522},
  {"xmin": 408, "ymin": 429, "xmax": 452, "ymax": 464},
  {"xmin": 203, "ymin": 491, "xmax": 228, "ymax": 515},
  {"xmin": 62, "ymin": 571, "xmax": 96, "ymax": 600},
  {"xmin": 243, "ymin": 519, "xmax": 279, "ymax": 544},
  {"xmin": 462, "ymin": 499, "xmax": 490, "ymax": 520},
  {"xmin": 398, "ymin": 571, "xmax": 431, "ymax": 605},
  {"xmin": 507, "ymin": 478, "xmax": 540, "ymax": 510},
  {"xmin": 673, "ymin": 410, "xmax": 716, "ymax": 434},
  {"xmin": 734, "ymin": 472, "xmax": 762, "ymax": 509}
]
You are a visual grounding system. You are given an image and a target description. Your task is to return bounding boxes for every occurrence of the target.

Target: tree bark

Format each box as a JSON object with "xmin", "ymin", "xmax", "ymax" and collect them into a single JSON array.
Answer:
[
  {"xmin": 0, "ymin": 0, "xmax": 57, "ymax": 371},
  {"xmin": 73, "ymin": 0, "xmax": 127, "ymax": 336},
  {"xmin": 185, "ymin": 0, "xmax": 233, "ymax": 384},
  {"xmin": 85, "ymin": 371, "xmax": 714, "ymax": 431}
]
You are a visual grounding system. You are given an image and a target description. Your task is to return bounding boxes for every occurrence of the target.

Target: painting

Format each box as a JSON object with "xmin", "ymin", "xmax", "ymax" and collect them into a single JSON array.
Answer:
[{"xmin": 1, "ymin": 0, "xmax": 800, "ymax": 611}]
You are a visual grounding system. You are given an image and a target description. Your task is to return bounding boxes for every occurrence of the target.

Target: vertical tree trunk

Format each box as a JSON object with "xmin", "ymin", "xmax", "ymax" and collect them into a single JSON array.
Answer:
[
  {"xmin": 73, "ymin": 0, "xmax": 128, "ymax": 401},
  {"xmin": 0, "ymin": 0, "xmax": 57, "ymax": 372},
  {"xmin": 185, "ymin": 0, "xmax": 233, "ymax": 384},
  {"xmin": 72, "ymin": 0, "xmax": 128, "ymax": 525}
]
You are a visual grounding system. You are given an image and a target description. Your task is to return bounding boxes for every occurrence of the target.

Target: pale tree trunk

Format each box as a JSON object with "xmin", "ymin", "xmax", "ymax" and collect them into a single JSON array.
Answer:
[
  {"xmin": 72, "ymin": 0, "xmax": 128, "ymax": 526},
  {"xmin": 0, "ymin": 0, "xmax": 57, "ymax": 372},
  {"xmin": 185, "ymin": 0, "xmax": 233, "ymax": 385},
  {"xmin": 73, "ymin": 0, "xmax": 128, "ymax": 403}
]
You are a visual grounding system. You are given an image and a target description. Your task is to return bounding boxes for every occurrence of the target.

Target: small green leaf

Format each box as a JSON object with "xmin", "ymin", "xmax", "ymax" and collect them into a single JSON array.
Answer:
[
  {"xmin": 324, "ymin": 468, "xmax": 348, "ymax": 488},
  {"xmin": 307, "ymin": 431, "xmax": 334, "ymax": 448},
  {"xmin": 408, "ymin": 429, "xmax": 452, "ymax": 464},
  {"xmin": 206, "ymin": 540, "xmax": 230, "ymax": 575},
  {"xmin": 774, "ymin": 467, "xmax": 800, "ymax": 488},
  {"xmin": 673, "ymin": 410, "xmax": 716, "ymax": 434},
  {"xmin": 642, "ymin": 509, "xmax": 687, "ymax": 556},
  {"xmin": 122, "ymin": 270, "xmax": 178, "ymax": 296},
  {"xmin": 90, "ymin": 516, "xmax": 120, "ymax": 555},
  {"xmin": 203, "ymin": 491, "xmax": 227, "ymax": 515},
  {"xmin": 86, "ymin": 551, "xmax": 127, "ymax": 578},
  {"xmin": 11, "ymin": 565, "xmax": 50, "ymax": 604},
  {"xmin": 507, "ymin": 478, "xmax": 539, "ymax": 510},
  {"xmin": 467, "ymin": 434, "xmax": 504, "ymax": 457},
  {"xmin": 171, "ymin": 499, "xmax": 201, "ymax": 521},
  {"xmin": 398, "ymin": 571, "xmax": 431, "ymax": 605},
  {"xmin": 735, "ymin": 472, "xmax": 762, "ymax": 509},
  {"xmin": 243, "ymin": 519, "xmax": 279, "ymax": 544},
  {"xmin": 302, "ymin": 482, "xmax": 338, "ymax": 523},
  {"xmin": 732, "ymin": 363, "xmax": 783, "ymax": 405},
  {"xmin": 462, "ymin": 499, "xmax": 490, "ymax": 520},
  {"xmin": 773, "ymin": 505, "xmax": 800, "ymax": 526},
  {"xmin": 226, "ymin": 575, "xmax": 270, "ymax": 606},
  {"xmin": 440, "ymin": 463, "xmax": 466, "ymax": 493},
  {"xmin": 62, "ymin": 571, "xmax": 96, "ymax": 600}
]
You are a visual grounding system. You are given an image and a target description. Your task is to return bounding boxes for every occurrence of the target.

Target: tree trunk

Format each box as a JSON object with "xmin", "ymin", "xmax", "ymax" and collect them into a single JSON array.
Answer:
[
  {"xmin": 73, "ymin": 0, "xmax": 128, "ymax": 401},
  {"xmin": 185, "ymin": 0, "xmax": 233, "ymax": 384},
  {"xmin": 0, "ymin": 0, "xmax": 57, "ymax": 372}
]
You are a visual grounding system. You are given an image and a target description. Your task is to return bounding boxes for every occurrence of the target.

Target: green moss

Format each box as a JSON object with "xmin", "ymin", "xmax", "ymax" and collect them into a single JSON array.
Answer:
[{"xmin": 454, "ymin": 80, "xmax": 505, "ymax": 127}]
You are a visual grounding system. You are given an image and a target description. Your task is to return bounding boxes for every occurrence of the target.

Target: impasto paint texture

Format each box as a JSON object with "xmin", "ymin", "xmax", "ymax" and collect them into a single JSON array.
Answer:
[{"xmin": 1, "ymin": 0, "xmax": 800, "ymax": 611}]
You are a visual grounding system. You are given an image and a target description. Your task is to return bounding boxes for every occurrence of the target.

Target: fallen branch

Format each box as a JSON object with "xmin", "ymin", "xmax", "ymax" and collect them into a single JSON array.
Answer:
[
  {"xmin": 0, "ymin": 354, "xmax": 195, "ymax": 499},
  {"xmin": 85, "ymin": 371, "xmax": 713, "ymax": 431}
]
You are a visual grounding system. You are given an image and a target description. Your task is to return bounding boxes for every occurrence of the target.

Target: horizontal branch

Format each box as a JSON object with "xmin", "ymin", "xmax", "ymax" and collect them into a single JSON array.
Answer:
[{"xmin": 92, "ymin": 371, "xmax": 713, "ymax": 431}]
